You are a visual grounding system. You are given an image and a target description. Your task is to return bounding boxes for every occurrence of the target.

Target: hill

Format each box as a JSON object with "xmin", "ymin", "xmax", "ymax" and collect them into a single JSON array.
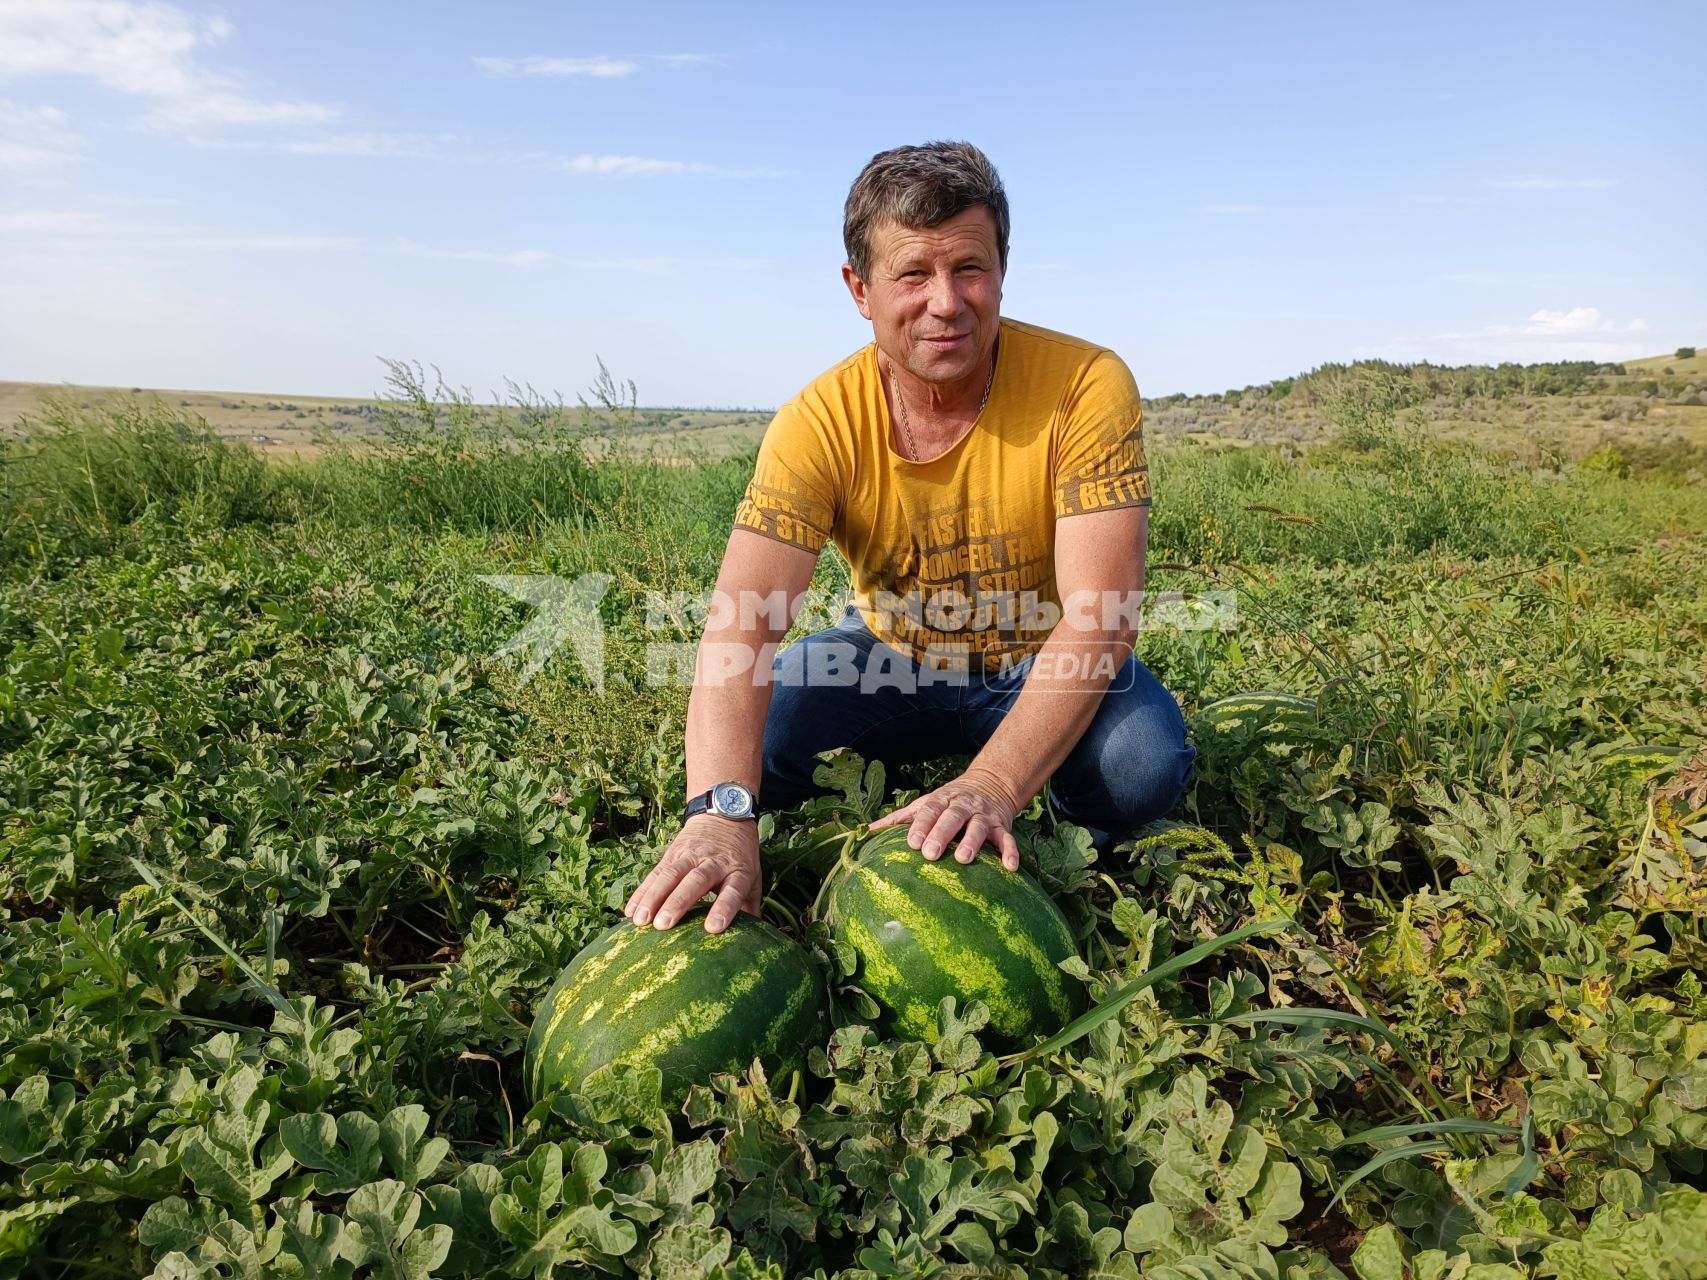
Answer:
[
  {"xmin": 1619, "ymin": 345, "xmax": 1707, "ymax": 378},
  {"xmin": 1143, "ymin": 353, "xmax": 1707, "ymax": 475},
  {"xmin": 7, "ymin": 347, "xmax": 1707, "ymax": 475},
  {"xmin": 0, "ymin": 379, "xmax": 772, "ymax": 461}
]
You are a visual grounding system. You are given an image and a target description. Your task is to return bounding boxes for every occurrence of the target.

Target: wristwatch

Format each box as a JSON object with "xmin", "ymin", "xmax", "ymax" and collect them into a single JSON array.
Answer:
[{"xmin": 683, "ymin": 781, "xmax": 758, "ymax": 822}]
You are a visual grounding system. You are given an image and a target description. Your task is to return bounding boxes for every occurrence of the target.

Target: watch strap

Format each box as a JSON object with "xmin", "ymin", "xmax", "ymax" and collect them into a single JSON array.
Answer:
[{"xmin": 683, "ymin": 785, "xmax": 757, "ymax": 821}]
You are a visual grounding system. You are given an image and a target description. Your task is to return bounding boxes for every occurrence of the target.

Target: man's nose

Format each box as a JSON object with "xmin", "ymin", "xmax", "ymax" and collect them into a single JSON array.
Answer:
[{"xmin": 926, "ymin": 270, "xmax": 964, "ymax": 317}]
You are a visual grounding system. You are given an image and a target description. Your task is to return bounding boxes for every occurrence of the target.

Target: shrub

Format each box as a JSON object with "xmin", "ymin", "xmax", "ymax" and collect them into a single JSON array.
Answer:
[
  {"xmin": 1579, "ymin": 443, "xmax": 1631, "ymax": 479},
  {"xmin": 1676, "ymin": 346, "xmax": 1696, "ymax": 359}
]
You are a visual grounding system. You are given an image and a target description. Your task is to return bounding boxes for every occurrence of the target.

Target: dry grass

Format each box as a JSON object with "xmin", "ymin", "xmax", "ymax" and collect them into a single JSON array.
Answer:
[{"xmin": 0, "ymin": 380, "xmax": 772, "ymax": 461}]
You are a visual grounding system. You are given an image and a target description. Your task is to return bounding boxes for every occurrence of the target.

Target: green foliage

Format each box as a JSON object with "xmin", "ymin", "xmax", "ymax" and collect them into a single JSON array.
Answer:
[{"xmin": 1, "ymin": 400, "xmax": 1704, "ymax": 1277}]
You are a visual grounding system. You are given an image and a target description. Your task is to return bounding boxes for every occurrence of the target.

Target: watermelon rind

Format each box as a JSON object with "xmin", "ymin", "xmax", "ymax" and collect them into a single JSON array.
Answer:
[
  {"xmin": 524, "ymin": 913, "xmax": 827, "ymax": 1107},
  {"xmin": 1598, "ymin": 743, "xmax": 1687, "ymax": 786},
  {"xmin": 823, "ymin": 829, "xmax": 1085, "ymax": 1050},
  {"xmin": 1195, "ymin": 691, "xmax": 1317, "ymax": 733}
]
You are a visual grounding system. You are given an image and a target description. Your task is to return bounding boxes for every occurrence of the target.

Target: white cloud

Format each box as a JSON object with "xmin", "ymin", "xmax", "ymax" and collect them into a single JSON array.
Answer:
[
  {"xmin": 560, "ymin": 256, "xmax": 675, "ymax": 272},
  {"xmin": 0, "ymin": 208, "xmax": 775, "ymax": 275},
  {"xmin": 0, "ymin": 0, "xmax": 347, "ymax": 144},
  {"xmin": 172, "ymin": 232, "xmax": 362, "ymax": 252},
  {"xmin": 190, "ymin": 130, "xmax": 451, "ymax": 158},
  {"xmin": 652, "ymin": 53, "xmax": 723, "ymax": 68},
  {"xmin": 1483, "ymin": 175, "xmax": 1621, "ymax": 190},
  {"xmin": 475, "ymin": 55, "xmax": 637, "ymax": 79},
  {"xmin": 0, "ymin": 208, "xmax": 548, "ymax": 266},
  {"xmin": 1520, "ymin": 306, "xmax": 1603, "ymax": 335},
  {"xmin": 1408, "ymin": 193, "xmax": 1499, "ymax": 207},
  {"xmin": 1377, "ymin": 304, "xmax": 1659, "ymax": 365},
  {"xmin": 1380, "ymin": 336, "xmax": 1653, "ymax": 364},
  {"xmin": 549, "ymin": 152, "xmax": 779, "ymax": 178},
  {"xmin": 0, "ymin": 208, "xmax": 111, "ymax": 234},
  {"xmin": 475, "ymin": 52, "xmax": 725, "ymax": 78},
  {"xmin": 386, "ymin": 239, "xmax": 550, "ymax": 267},
  {"xmin": 0, "ymin": 97, "xmax": 80, "ymax": 171}
]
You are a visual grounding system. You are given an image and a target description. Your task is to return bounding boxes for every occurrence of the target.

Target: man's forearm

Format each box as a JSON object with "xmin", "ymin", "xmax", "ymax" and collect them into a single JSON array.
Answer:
[
  {"xmin": 683, "ymin": 635, "xmax": 779, "ymax": 802},
  {"xmin": 965, "ymin": 621, "xmax": 1133, "ymax": 811}
]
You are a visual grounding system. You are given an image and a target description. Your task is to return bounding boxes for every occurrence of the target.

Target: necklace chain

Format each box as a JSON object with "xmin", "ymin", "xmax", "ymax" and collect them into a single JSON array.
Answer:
[{"xmin": 890, "ymin": 346, "xmax": 997, "ymax": 461}]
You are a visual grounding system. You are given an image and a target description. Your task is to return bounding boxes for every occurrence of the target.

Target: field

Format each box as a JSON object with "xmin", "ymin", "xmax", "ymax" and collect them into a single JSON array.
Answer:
[
  {"xmin": 1, "ymin": 371, "xmax": 1706, "ymax": 1278},
  {"xmin": 7, "ymin": 345, "xmax": 1707, "ymax": 472},
  {"xmin": 0, "ymin": 373, "xmax": 773, "ymax": 463}
]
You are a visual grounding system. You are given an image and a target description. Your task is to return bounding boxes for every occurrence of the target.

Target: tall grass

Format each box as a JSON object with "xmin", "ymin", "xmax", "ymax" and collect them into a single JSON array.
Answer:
[
  {"xmin": 6, "ymin": 361, "xmax": 1699, "ymax": 574},
  {"xmin": 1, "ymin": 366, "xmax": 753, "ymax": 561},
  {"xmin": 1, "ymin": 394, "xmax": 278, "ymax": 556},
  {"xmin": 1147, "ymin": 372, "xmax": 1707, "ymax": 568}
]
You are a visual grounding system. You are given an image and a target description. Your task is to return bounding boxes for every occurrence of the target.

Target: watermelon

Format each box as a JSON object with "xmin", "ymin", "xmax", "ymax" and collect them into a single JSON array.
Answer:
[
  {"xmin": 524, "ymin": 914, "xmax": 827, "ymax": 1107},
  {"xmin": 1598, "ymin": 744, "xmax": 1687, "ymax": 787},
  {"xmin": 822, "ymin": 828, "xmax": 1085, "ymax": 1049},
  {"xmin": 1195, "ymin": 691, "xmax": 1317, "ymax": 734}
]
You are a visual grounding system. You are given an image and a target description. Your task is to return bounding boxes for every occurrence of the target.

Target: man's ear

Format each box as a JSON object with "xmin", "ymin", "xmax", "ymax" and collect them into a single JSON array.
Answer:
[{"xmin": 841, "ymin": 263, "xmax": 872, "ymax": 321}]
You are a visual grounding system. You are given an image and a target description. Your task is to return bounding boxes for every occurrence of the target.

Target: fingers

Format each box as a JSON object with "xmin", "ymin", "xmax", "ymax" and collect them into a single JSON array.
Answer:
[
  {"xmin": 893, "ymin": 779, "xmax": 1021, "ymax": 867},
  {"xmin": 952, "ymin": 815, "xmax": 990, "ymax": 865},
  {"xmin": 625, "ymin": 847, "xmax": 693, "ymax": 926},
  {"xmin": 653, "ymin": 860, "xmax": 726, "ymax": 930},
  {"xmin": 869, "ymin": 798, "xmax": 918, "ymax": 830},
  {"xmin": 705, "ymin": 863, "xmax": 758, "ymax": 935},
  {"xmin": 915, "ymin": 799, "xmax": 976, "ymax": 860}
]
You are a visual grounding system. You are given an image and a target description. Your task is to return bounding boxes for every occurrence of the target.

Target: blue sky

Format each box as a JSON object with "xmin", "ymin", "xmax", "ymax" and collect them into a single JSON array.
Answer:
[{"xmin": 2, "ymin": 1, "xmax": 1703, "ymax": 406}]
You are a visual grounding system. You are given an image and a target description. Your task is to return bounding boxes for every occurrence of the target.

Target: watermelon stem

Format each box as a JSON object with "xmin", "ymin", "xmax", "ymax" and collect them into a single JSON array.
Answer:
[{"xmin": 809, "ymin": 826, "xmax": 868, "ymax": 923}]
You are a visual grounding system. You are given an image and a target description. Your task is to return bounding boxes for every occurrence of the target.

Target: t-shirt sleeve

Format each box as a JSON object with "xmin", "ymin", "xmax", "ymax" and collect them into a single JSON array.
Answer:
[
  {"xmin": 732, "ymin": 400, "xmax": 840, "ymax": 554},
  {"xmin": 1051, "ymin": 350, "xmax": 1152, "ymax": 518}
]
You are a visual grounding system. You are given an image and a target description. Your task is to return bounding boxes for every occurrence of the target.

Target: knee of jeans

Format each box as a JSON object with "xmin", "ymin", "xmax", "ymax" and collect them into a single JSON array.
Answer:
[
  {"xmin": 1058, "ymin": 721, "xmax": 1194, "ymax": 833},
  {"xmin": 760, "ymin": 707, "xmax": 807, "ymax": 796}
]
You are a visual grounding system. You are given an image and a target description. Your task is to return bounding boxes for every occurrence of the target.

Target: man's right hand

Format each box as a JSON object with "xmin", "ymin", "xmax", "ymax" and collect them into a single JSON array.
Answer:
[{"xmin": 623, "ymin": 815, "xmax": 762, "ymax": 934}]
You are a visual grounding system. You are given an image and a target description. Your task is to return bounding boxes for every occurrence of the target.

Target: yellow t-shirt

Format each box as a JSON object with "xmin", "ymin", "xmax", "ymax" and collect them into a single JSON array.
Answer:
[{"xmin": 733, "ymin": 317, "xmax": 1150, "ymax": 673}]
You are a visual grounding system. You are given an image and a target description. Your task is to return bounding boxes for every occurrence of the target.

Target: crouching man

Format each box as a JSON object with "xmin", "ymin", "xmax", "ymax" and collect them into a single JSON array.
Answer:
[{"xmin": 626, "ymin": 140, "xmax": 1195, "ymax": 933}]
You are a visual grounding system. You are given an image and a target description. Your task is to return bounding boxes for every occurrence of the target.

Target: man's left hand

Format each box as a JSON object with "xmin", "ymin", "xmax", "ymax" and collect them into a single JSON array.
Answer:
[{"xmin": 870, "ymin": 767, "xmax": 1023, "ymax": 871}]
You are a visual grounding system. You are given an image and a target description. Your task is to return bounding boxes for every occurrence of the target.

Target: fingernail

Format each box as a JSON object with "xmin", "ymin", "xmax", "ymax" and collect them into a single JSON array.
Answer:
[
  {"xmin": 653, "ymin": 915, "xmax": 671, "ymax": 930},
  {"xmin": 923, "ymin": 842, "xmax": 940, "ymax": 857},
  {"xmin": 633, "ymin": 909, "xmax": 650, "ymax": 924}
]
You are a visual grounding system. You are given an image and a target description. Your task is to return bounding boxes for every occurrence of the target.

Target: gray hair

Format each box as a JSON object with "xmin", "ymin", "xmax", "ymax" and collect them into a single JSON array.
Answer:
[{"xmin": 842, "ymin": 140, "xmax": 1010, "ymax": 281}]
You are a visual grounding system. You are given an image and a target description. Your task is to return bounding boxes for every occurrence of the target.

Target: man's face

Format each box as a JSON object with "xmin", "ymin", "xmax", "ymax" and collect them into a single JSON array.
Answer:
[{"xmin": 843, "ymin": 205, "xmax": 1004, "ymax": 388}]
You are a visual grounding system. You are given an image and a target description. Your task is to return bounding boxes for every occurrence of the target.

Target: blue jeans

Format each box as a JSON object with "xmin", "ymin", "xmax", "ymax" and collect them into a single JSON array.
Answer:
[{"xmin": 759, "ymin": 607, "xmax": 1196, "ymax": 848}]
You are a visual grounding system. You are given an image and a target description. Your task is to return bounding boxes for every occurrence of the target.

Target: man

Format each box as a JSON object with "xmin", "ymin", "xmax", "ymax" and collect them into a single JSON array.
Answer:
[{"xmin": 624, "ymin": 141, "xmax": 1195, "ymax": 935}]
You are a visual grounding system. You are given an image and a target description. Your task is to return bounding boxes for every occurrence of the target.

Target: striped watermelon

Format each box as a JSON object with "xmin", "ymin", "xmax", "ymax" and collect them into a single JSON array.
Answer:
[
  {"xmin": 1195, "ymin": 691, "xmax": 1317, "ymax": 734},
  {"xmin": 1598, "ymin": 744, "xmax": 1687, "ymax": 787},
  {"xmin": 822, "ymin": 828, "xmax": 1085, "ymax": 1049},
  {"xmin": 524, "ymin": 914, "xmax": 827, "ymax": 1107}
]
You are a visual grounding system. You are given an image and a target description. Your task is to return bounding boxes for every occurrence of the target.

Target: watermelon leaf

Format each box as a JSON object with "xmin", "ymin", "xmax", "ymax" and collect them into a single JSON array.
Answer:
[
  {"xmin": 280, "ymin": 1111, "xmax": 382, "ymax": 1196},
  {"xmin": 342, "ymin": 1179, "xmax": 452, "ymax": 1280}
]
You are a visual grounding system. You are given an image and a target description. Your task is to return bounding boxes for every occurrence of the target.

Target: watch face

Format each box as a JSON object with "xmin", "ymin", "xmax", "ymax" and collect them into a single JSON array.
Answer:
[{"xmin": 711, "ymin": 782, "xmax": 754, "ymax": 818}]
